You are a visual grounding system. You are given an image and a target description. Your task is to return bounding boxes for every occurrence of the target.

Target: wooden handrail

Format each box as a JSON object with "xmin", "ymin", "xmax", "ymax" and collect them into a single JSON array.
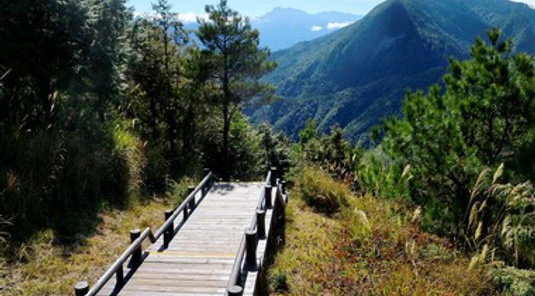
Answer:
[
  {"xmin": 83, "ymin": 227, "xmax": 155, "ymax": 296},
  {"xmin": 226, "ymin": 168, "xmax": 287, "ymax": 296},
  {"xmin": 154, "ymin": 172, "xmax": 214, "ymax": 239},
  {"xmin": 227, "ymin": 235, "xmax": 247, "ymax": 290},
  {"xmin": 75, "ymin": 171, "xmax": 216, "ymax": 296}
]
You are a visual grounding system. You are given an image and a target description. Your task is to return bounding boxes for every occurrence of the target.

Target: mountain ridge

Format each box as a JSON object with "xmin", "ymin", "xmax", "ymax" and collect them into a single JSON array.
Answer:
[
  {"xmin": 252, "ymin": 7, "xmax": 362, "ymax": 51},
  {"xmin": 249, "ymin": 0, "xmax": 535, "ymax": 142}
]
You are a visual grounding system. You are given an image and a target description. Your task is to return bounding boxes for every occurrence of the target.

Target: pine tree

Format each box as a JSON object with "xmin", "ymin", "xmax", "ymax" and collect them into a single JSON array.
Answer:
[
  {"xmin": 381, "ymin": 29, "xmax": 535, "ymax": 238},
  {"xmin": 196, "ymin": 0, "xmax": 276, "ymax": 181}
]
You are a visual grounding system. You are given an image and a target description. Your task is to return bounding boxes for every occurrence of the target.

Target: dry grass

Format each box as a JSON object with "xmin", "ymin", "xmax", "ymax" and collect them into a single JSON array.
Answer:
[
  {"xmin": 0, "ymin": 197, "xmax": 174, "ymax": 295},
  {"xmin": 268, "ymin": 168, "xmax": 498, "ymax": 296}
]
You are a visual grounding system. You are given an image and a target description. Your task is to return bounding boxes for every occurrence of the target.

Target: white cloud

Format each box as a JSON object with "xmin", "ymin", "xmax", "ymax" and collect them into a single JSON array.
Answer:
[
  {"xmin": 311, "ymin": 25, "xmax": 323, "ymax": 32},
  {"xmin": 132, "ymin": 11, "xmax": 208, "ymax": 23},
  {"xmin": 510, "ymin": 0, "xmax": 535, "ymax": 7},
  {"xmin": 327, "ymin": 22, "xmax": 354, "ymax": 30},
  {"xmin": 133, "ymin": 11, "xmax": 154, "ymax": 19},
  {"xmin": 178, "ymin": 12, "xmax": 208, "ymax": 24}
]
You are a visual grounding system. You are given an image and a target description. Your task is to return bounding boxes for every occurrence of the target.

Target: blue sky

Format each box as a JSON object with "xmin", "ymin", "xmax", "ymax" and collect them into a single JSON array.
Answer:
[
  {"xmin": 127, "ymin": 0, "xmax": 385, "ymax": 17},
  {"xmin": 127, "ymin": 0, "xmax": 535, "ymax": 19}
]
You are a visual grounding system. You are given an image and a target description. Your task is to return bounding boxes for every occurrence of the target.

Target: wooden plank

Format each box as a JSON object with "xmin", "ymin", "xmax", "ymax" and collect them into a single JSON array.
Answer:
[{"xmin": 100, "ymin": 182, "xmax": 268, "ymax": 296}]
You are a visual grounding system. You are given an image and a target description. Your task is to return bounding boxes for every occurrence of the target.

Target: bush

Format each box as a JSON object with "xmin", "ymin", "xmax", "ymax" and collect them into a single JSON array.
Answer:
[
  {"xmin": 294, "ymin": 166, "xmax": 351, "ymax": 215},
  {"xmin": 492, "ymin": 266, "xmax": 535, "ymax": 296},
  {"xmin": 0, "ymin": 119, "xmax": 145, "ymax": 242},
  {"xmin": 165, "ymin": 177, "xmax": 195, "ymax": 207},
  {"xmin": 378, "ymin": 30, "xmax": 535, "ymax": 242}
]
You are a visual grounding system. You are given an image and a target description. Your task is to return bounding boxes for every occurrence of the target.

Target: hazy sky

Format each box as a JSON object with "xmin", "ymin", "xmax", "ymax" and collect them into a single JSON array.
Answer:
[
  {"xmin": 128, "ymin": 0, "xmax": 385, "ymax": 17},
  {"xmin": 127, "ymin": 0, "xmax": 535, "ymax": 18}
]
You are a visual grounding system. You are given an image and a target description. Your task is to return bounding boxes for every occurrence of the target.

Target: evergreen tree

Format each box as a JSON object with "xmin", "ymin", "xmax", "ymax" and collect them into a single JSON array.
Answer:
[
  {"xmin": 85, "ymin": 0, "xmax": 132, "ymax": 120},
  {"xmin": 0, "ymin": 0, "xmax": 88, "ymax": 127},
  {"xmin": 197, "ymin": 0, "xmax": 276, "ymax": 181},
  {"xmin": 128, "ymin": 0, "xmax": 191, "ymax": 181},
  {"xmin": 381, "ymin": 29, "xmax": 535, "ymax": 238}
]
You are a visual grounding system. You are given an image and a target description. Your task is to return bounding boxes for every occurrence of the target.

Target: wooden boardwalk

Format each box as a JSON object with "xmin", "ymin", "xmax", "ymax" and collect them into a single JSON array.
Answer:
[{"xmin": 95, "ymin": 182, "xmax": 275, "ymax": 296}]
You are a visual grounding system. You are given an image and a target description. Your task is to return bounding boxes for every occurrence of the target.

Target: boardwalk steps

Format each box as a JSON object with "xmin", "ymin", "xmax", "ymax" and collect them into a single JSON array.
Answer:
[{"xmin": 74, "ymin": 169, "xmax": 287, "ymax": 296}]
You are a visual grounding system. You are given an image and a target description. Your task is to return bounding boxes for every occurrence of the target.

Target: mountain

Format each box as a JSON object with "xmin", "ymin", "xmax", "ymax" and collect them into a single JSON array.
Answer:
[
  {"xmin": 182, "ymin": 8, "xmax": 361, "ymax": 51},
  {"xmin": 252, "ymin": 8, "xmax": 362, "ymax": 51},
  {"xmin": 248, "ymin": 0, "xmax": 535, "ymax": 142}
]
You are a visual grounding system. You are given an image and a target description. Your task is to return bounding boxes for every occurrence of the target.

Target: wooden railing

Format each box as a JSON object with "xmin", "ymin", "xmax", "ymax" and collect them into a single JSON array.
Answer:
[
  {"xmin": 73, "ymin": 170, "xmax": 217, "ymax": 296},
  {"xmin": 226, "ymin": 167, "xmax": 288, "ymax": 296}
]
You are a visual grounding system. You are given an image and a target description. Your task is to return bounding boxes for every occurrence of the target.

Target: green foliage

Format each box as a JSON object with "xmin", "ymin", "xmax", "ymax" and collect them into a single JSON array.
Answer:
[
  {"xmin": 0, "ymin": 0, "xmax": 280, "ymax": 258},
  {"xmin": 257, "ymin": 122, "xmax": 292, "ymax": 177},
  {"xmin": 289, "ymin": 28, "xmax": 535, "ymax": 294},
  {"xmin": 128, "ymin": 0, "xmax": 193, "ymax": 179},
  {"xmin": 492, "ymin": 266, "xmax": 535, "ymax": 296},
  {"xmin": 250, "ymin": 0, "xmax": 535, "ymax": 143},
  {"xmin": 200, "ymin": 115, "xmax": 291, "ymax": 181},
  {"xmin": 227, "ymin": 115, "xmax": 262, "ymax": 180},
  {"xmin": 353, "ymin": 148, "xmax": 412, "ymax": 201},
  {"xmin": 197, "ymin": 0, "xmax": 276, "ymax": 180},
  {"xmin": 294, "ymin": 166, "xmax": 351, "ymax": 215},
  {"xmin": 165, "ymin": 177, "xmax": 194, "ymax": 207},
  {"xmin": 380, "ymin": 30, "xmax": 535, "ymax": 239},
  {"xmin": 297, "ymin": 125, "xmax": 359, "ymax": 183},
  {"xmin": 298, "ymin": 119, "xmax": 318, "ymax": 146},
  {"xmin": 0, "ymin": 0, "xmax": 143, "ymax": 243},
  {"xmin": 0, "ymin": 0, "xmax": 89, "ymax": 128}
]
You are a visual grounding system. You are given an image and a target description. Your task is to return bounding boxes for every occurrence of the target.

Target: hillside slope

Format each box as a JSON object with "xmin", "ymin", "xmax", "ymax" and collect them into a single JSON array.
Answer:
[
  {"xmin": 249, "ymin": 0, "xmax": 535, "ymax": 142},
  {"xmin": 266, "ymin": 167, "xmax": 497, "ymax": 295}
]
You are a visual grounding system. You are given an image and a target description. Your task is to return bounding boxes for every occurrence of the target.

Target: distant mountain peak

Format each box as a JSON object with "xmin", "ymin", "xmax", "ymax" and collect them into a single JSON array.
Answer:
[
  {"xmin": 252, "ymin": 7, "xmax": 362, "ymax": 51},
  {"xmin": 249, "ymin": 0, "xmax": 535, "ymax": 142}
]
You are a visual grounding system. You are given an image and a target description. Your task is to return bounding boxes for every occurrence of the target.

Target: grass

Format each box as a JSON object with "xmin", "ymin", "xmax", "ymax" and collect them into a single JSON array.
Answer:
[
  {"xmin": 267, "ymin": 167, "xmax": 498, "ymax": 296},
  {"xmin": 0, "ymin": 196, "xmax": 183, "ymax": 295}
]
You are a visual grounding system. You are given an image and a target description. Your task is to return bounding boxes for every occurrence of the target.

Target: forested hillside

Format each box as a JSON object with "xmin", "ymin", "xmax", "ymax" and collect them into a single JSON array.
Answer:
[
  {"xmin": 249, "ymin": 0, "xmax": 535, "ymax": 142},
  {"xmin": 2, "ymin": 0, "xmax": 535, "ymax": 295},
  {"xmin": 277, "ymin": 28, "xmax": 535, "ymax": 295},
  {"xmin": 0, "ymin": 0, "xmax": 288, "ymax": 245}
]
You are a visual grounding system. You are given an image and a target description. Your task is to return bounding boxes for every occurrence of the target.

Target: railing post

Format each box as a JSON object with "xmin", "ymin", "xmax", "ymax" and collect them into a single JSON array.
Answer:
[
  {"xmin": 264, "ymin": 185, "xmax": 272, "ymax": 209},
  {"xmin": 188, "ymin": 185, "xmax": 196, "ymax": 211},
  {"xmin": 227, "ymin": 285, "xmax": 243, "ymax": 296},
  {"xmin": 202, "ymin": 168, "xmax": 210, "ymax": 196},
  {"xmin": 74, "ymin": 281, "xmax": 89, "ymax": 296},
  {"xmin": 164, "ymin": 210, "xmax": 173, "ymax": 247},
  {"xmin": 270, "ymin": 166, "xmax": 277, "ymax": 186},
  {"xmin": 115, "ymin": 265, "xmax": 124, "ymax": 289},
  {"xmin": 183, "ymin": 205, "xmax": 190, "ymax": 220},
  {"xmin": 130, "ymin": 229, "xmax": 142, "ymax": 264},
  {"xmin": 256, "ymin": 209, "xmax": 266, "ymax": 239},
  {"xmin": 281, "ymin": 180, "xmax": 287, "ymax": 195},
  {"xmin": 245, "ymin": 228, "xmax": 257, "ymax": 266}
]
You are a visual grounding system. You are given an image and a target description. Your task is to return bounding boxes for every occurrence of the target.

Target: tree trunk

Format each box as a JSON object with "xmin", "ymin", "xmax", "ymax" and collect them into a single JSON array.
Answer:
[
  {"xmin": 222, "ymin": 54, "xmax": 231, "ymax": 182},
  {"xmin": 149, "ymin": 96, "xmax": 158, "ymax": 141},
  {"xmin": 222, "ymin": 101, "xmax": 230, "ymax": 182}
]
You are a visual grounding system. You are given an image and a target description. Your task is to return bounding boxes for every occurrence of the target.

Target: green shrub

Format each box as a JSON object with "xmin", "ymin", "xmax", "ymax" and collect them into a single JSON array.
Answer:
[
  {"xmin": 268, "ymin": 269, "xmax": 289, "ymax": 292},
  {"xmin": 0, "ymin": 119, "xmax": 145, "ymax": 242},
  {"xmin": 166, "ymin": 177, "xmax": 195, "ymax": 207},
  {"xmin": 294, "ymin": 166, "xmax": 351, "ymax": 215},
  {"xmin": 492, "ymin": 266, "xmax": 535, "ymax": 296},
  {"xmin": 378, "ymin": 30, "xmax": 535, "ymax": 242}
]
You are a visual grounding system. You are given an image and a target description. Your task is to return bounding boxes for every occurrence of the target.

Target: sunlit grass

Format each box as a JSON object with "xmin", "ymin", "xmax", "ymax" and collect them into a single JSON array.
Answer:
[
  {"xmin": 268, "ymin": 167, "xmax": 497, "ymax": 296},
  {"xmin": 0, "ymin": 197, "xmax": 175, "ymax": 295}
]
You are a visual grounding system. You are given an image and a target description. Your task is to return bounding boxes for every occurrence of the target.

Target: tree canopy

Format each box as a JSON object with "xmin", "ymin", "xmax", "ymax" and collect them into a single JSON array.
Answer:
[{"xmin": 197, "ymin": 0, "xmax": 276, "ymax": 180}]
